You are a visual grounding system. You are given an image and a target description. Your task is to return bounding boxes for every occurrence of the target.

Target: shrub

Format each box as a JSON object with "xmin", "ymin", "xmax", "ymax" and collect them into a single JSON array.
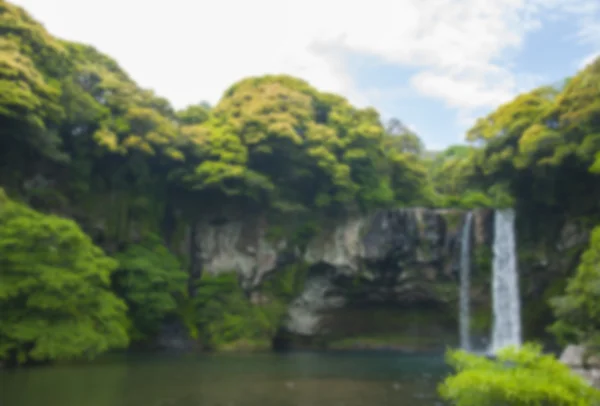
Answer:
[{"xmin": 438, "ymin": 343, "xmax": 600, "ymax": 405}]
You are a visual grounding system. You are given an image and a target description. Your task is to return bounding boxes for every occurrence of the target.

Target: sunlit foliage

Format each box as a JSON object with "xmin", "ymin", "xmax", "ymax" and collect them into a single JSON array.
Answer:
[
  {"xmin": 3, "ymin": 0, "xmax": 600, "ymax": 368},
  {"xmin": 550, "ymin": 226, "xmax": 600, "ymax": 351},
  {"xmin": 0, "ymin": 189, "xmax": 129, "ymax": 364},
  {"xmin": 439, "ymin": 344, "xmax": 600, "ymax": 405}
]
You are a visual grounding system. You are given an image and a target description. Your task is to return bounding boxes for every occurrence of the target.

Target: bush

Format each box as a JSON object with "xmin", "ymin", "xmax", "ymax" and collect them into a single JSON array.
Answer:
[
  {"xmin": 112, "ymin": 235, "xmax": 188, "ymax": 341},
  {"xmin": 185, "ymin": 273, "xmax": 287, "ymax": 349},
  {"xmin": 0, "ymin": 192, "xmax": 129, "ymax": 364},
  {"xmin": 438, "ymin": 343, "xmax": 600, "ymax": 405},
  {"xmin": 550, "ymin": 225, "xmax": 600, "ymax": 351}
]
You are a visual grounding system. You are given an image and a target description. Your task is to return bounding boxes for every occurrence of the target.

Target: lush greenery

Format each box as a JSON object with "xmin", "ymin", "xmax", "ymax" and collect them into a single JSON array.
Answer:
[
  {"xmin": 0, "ymin": 0, "xmax": 433, "ymax": 364},
  {"xmin": 2, "ymin": 0, "xmax": 600, "ymax": 377},
  {"xmin": 550, "ymin": 225, "xmax": 600, "ymax": 352},
  {"xmin": 111, "ymin": 236, "xmax": 187, "ymax": 341},
  {"xmin": 439, "ymin": 344, "xmax": 600, "ymax": 405},
  {"xmin": 186, "ymin": 263, "xmax": 307, "ymax": 351},
  {"xmin": 0, "ymin": 189, "xmax": 129, "ymax": 364},
  {"xmin": 428, "ymin": 57, "xmax": 600, "ymax": 342}
]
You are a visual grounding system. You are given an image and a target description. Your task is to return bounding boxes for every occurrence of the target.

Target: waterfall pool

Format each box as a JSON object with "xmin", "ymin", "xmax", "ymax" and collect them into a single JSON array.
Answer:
[{"xmin": 0, "ymin": 351, "xmax": 449, "ymax": 406}]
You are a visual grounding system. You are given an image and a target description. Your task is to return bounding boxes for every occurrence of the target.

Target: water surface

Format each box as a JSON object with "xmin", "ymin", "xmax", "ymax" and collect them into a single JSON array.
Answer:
[{"xmin": 1, "ymin": 351, "xmax": 448, "ymax": 406}]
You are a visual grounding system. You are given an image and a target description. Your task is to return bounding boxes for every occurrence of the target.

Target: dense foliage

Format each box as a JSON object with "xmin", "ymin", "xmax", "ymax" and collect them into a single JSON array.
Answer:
[
  {"xmin": 439, "ymin": 344, "xmax": 600, "ymax": 405},
  {"xmin": 0, "ymin": 0, "xmax": 434, "ymax": 362},
  {"xmin": 2, "ymin": 0, "xmax": 600, "ymax": 376},
  {"xmin": 111, "ymin": 236, "xmax": 187, "ymax": 342},
  {"xmin": 179, "ymin": 76, "xmax": 429, "ymax": 213},
  {"xmin": 0, "ymin": 189, "xmax": 129, "ymax": 365},
  {"xmin": 550, "ymin": 225, "xmax": 600, "ymax": 351},
  {"xmin": 427, "ymin": 58, "xmax": 600, "ymax": 342},
  {"xmin": 0, "ymin": 0, "xmax": 430, "ymax": 218}
]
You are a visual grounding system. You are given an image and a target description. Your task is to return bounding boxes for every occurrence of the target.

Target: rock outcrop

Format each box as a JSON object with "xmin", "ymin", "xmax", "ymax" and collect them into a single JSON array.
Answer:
[
  {"xmin": 163, "ymin": 206, "xmax": 592, "ymax": 351},
  {"xmin": 183, "ymin": 207, "xmax": 494, "ymax": 345},
  {"xmin": 560, "ymin": 345, "xmax": 600, "ymax": 387}
]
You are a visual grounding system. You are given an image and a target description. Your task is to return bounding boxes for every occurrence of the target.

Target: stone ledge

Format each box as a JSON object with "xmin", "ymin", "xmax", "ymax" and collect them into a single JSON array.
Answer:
[{"xmin": 560, "ymin": 345, "xmax": 600, "ymax": 387}]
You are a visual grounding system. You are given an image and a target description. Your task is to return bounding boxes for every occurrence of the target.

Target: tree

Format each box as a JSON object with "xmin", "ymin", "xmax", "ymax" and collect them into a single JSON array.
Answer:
[
  {"xmin": 186, "ymin": 273, "xmax": 287, "ymax": 349},
  {"xmin": 550, "ymin": 225, "xmax": 600, "ymax": 352},
  {"xmin": 112, "ymin": 236, "xmax": 188, "ymax": 341},
  {"xmin": 439, "ymin": 344, "xmax": 600, "ymax": 405},
  {"xmin": 385, "ymin": 118, "xmax": 424, "ymax": 155},
  {"xmin": 177, "ymin": 102, "xmax": 211, "ymax": 125},
  {"xmin": 177, "ymin": 75, "xmax": 430, "ymax": 214},
  {"xmin": 0, "ymin": 190, "xmax": 129, "ymax": 364}
]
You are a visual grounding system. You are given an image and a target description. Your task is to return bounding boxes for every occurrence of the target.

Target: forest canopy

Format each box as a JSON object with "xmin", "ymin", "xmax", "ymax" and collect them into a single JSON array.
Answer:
[{"xmin": 2, "ymin": 0, "xmax": 600, "ymax": 366}]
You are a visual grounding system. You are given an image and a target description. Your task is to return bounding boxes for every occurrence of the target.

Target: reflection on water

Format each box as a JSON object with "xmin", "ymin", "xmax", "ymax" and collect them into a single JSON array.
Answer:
[{"xmin": 0, "ymin": 351, "xmax": 448, "ymax": 406}]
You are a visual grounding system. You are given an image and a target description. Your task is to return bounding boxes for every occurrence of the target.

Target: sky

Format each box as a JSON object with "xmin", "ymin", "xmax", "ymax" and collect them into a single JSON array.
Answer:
[{"xmin": 10, "ymin": 0, "xmax": 600, "ymax": 150}]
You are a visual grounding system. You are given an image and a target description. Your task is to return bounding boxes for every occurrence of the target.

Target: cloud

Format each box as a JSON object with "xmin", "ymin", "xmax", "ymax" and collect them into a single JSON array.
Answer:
[
  {"xmin": 562, "ymin": 0, "xmax": 600, "ymax": 71},
  {"xmin": 410, "ymin": 68, "xmax": 516, "ymax": 110},
  {"xmin": 406, "ymin": 123, "xmax": 419, "ymax": 133},
  {"xmin": 578, "ymin": 51, "xmax": 600, "ymax": 69},
  {"xmin": 9, "ymin": 0, "xmax": 600, "ymax": 118}
]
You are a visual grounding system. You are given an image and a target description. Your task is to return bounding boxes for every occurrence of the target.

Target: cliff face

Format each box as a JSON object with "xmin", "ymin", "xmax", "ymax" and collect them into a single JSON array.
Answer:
[
  {"xmin": 181, "ymin": 208, "xmax": 495, "ymax": 349},
  {"xmin": 164, "ymin": 206, "xmax": 591, "ymax": 351}
]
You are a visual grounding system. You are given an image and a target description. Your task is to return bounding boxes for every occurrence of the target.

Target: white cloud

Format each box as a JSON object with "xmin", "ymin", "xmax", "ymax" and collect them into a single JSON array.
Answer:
[
  {"xmin": 8, "ymin": 0, "xmax": 600, "ymax": 120},
  {"xmin": 563, "ymin": 0, "xmax": 600, "ymax": 71},
  {"xmin": 10, "ymin": 0, "xmax": 365, "ymax": 107},
  {"xmin": 411, "ymin": 68, "xmax": 516, "ymax": 110},
  {"xmin": 578, "ymin": 51, "xmax": 600, "ymax": 69}
]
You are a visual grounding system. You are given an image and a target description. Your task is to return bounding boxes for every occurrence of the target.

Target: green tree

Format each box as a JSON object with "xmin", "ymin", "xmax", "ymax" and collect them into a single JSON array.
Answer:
[
  {"xmin": 177, "ymin": 75, "xmax": 430, "ymax": 214},
  {"xmin": 0, "ymin": 1, "xmax": 69, "ymax": 165},
  {"xmin": 0, "ymin": 190, "xmax": 129, "ymax": 365},
  {"xmin": 187, "ymin": 273, "xmax": 287, "ymax": 350},
  {"xmin": 439, "ymin": 344, "xmax": 600, "ymax": 405},
  {"xmin": 384, "ymin": 117, "xmax": 424, "ymax": 155},
  {"xmin": 113, "ymin": 236, "xmax": 188, "ymax": 342},
  {"xmin": 550, "ymin": 225, "xmax": 600, "ymax": 351},
  {"xmin": 177, "ymin": 102, "xmax": 211, "ymax": 125}
]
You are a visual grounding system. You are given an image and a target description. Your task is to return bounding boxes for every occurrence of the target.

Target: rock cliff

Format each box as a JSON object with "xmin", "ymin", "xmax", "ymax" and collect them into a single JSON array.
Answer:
[
  {"xmin": 158, "ymin": 205, "xmax": 592, "ymax": 351},
  {"xmin": 182, "ymin": 207, "xmax": 495, "ymax": 349},
  {"xmin": 560, "ymin": 345, "xmax": 600, "ymax": 388}
]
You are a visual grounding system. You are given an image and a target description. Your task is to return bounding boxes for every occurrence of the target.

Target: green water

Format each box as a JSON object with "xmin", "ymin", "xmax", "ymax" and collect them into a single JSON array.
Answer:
[{"xmin": 0, "ymin": 351, "xmax": 449, "ymax": 406}]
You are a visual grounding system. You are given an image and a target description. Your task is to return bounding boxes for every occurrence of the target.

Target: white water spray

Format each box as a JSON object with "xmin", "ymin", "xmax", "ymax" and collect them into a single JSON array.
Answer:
[
  {"xmin": 459, "ymin": 212, "xmax": 473, "ymax": 351},
  {"xmin": 490, "ymin": 209, "xmax": 522, "ymax": 354}
]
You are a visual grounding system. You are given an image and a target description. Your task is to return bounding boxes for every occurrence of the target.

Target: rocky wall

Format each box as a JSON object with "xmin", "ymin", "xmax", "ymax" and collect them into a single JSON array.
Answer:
[{"xmin": 178, "ymin": 208, "xmax": 495, "ymax": 349}]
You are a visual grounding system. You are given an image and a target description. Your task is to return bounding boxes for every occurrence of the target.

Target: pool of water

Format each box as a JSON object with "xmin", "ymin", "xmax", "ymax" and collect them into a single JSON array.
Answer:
[{"xmin": 0, "ymin": 351, "xmax": 449, "ymax": 406}]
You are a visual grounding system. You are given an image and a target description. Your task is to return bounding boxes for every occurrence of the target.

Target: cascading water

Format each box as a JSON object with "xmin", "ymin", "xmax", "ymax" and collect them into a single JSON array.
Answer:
[
  {"xmin": 459, "ymin": 211, "xmax": 473, "ymax": 351},
  {"xmin": 490, "ymin": 208, "xmax": 522, "ymax": 354}
]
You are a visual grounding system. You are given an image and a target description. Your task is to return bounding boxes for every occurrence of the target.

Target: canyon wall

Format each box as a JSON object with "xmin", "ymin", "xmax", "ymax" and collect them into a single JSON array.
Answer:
[{"xmin": 177, "ymin": 208, "xmax": 496, "ymax": 350}]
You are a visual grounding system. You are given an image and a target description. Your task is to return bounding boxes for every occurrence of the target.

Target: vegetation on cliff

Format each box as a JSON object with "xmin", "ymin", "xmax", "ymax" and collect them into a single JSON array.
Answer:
[
  {"xmin": 428, "ymin": 58, "xmax": 600, "ymax": 342},
  {"xmin": 0, "ymin": 0, "xmax": 433, "ymax": 361},
  {"xmin": 435, "ymin": 55, "xmax": 600, "ymax": 405},
  {"xmin": 0, "ymin": 0, "xmax": 430, "ymax": 219},
  {"xmin": 2, "ymin": 0, "xmax": 600, "ymax": 370},
  {"xmin": 550, "ymin": 225, "xmax": 600, "ymax": 352}
]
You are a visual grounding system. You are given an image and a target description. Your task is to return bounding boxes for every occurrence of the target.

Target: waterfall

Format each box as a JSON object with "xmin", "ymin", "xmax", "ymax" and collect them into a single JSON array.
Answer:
[
  {"xmin": 490, "ymin": 209, "xmax": 522, "ymax": 354},
  {"xmin": 459, "ymin": 211, "xmax": 473, "ymax": 351}
]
